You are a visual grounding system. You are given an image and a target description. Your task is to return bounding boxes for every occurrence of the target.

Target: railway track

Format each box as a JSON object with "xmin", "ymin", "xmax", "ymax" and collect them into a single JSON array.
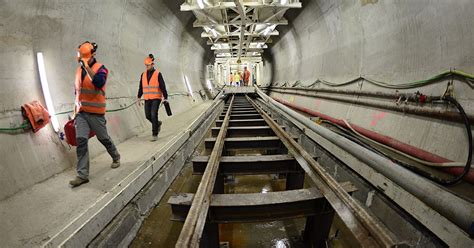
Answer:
[{"xmin": 168, "ymin": 94, "xmax": 404, "ymax": 247}]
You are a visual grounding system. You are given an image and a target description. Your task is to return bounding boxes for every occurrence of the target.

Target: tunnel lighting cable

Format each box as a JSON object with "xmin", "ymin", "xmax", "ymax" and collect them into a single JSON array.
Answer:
[
  {"xmin": 37, "ymin": 52, "xmax": 60, "ymax": 132},
  {"xmin": 1, "ymin": 70, "xmax": 470, "ymax": 131},
  {"xmin": 436, "ymin": 96, "xmax": 472, "ymax": 185}
]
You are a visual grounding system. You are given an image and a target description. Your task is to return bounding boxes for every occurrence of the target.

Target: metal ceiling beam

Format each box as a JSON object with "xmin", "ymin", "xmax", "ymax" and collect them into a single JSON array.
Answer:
[
  {"xmin": 181, "ymin": 0, "xmax": 301, "ymax": 65},
  {"xmin": 208, "ymin": 39, "xmax": 272, "ymax": 45},
  {"xmin": 200, "ymin": 30, "xmax": 279, "ymax": 38},
  {"xmin": 193, "ymin": 19, "xmax": 288, "ymax": 27},
  {"xmin": 215, "ymin": 57, "xmax": 262, "ymax": 63},
  {"xmin": 181, "ymin": 2, "xmax": 302, "ymax": 11},
  {"xmin": 263, "ymin": 7, "xmax": 289, "ymax": 23},
  {"xmin": 214, "ymin": 48, "xmax": 263, "ymax": 53},
  {"xmin": 233, "ymin": 0, "xmax": 246, "ymax": 61},
  {"xmin": 212, "ymin": 44, "xmax": 267, "ymax": 49}
]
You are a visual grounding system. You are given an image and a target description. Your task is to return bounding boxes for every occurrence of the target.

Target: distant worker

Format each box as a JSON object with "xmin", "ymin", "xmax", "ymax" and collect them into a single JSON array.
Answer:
[
  {"xmin": 137, "ymin": 54, "xmax": 169, "ymax": 142},
  {"xmin": 69, "ymin": 41, "xmax": 121, "ymax": 187},
  {"xmin": 243, "ymin": 66, "xmax": 250, "ymax": 86},
  {"xmin": 228, "ymin": 72, "xmax": 234, "ymax": 86},
  {"xmin": 234, "ymin": 72, "xmax": 241, "ymax": 87}
]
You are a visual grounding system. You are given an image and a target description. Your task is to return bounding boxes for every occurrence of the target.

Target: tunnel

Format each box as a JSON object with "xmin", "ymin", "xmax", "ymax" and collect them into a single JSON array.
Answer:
[{"xmin": 0, "ymin": 0, "xmax": 473, "ymax": 247}]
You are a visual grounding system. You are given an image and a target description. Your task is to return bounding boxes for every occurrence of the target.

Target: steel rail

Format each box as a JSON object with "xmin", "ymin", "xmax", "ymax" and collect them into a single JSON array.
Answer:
[
  {"xmin": 247, "ymin": 96, "xmax": 400, "ymax": 247},
  {"xmin": 175, "ymin": 95, "xmax": 235, "ymax": 248}
]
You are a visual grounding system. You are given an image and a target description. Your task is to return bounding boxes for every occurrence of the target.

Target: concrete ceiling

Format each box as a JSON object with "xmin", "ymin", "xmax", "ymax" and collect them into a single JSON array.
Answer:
[{"xmin": 181, "ymin": 0, "xmax": 302, "ymax": 64}]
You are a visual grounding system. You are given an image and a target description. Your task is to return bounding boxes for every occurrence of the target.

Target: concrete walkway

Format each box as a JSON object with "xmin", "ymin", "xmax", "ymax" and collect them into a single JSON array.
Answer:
[{"xmin": 0, "ymin": 101, "xmax": 213, "ymax": 247}]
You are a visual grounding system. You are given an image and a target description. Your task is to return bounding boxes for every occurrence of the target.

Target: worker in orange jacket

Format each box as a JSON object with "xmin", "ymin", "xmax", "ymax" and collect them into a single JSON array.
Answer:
[
  {"xmin": 243, "ymin": 66, "xmax": 251, "ymax": 86},
  {"xmin": 137, "ymin": 54, "xmax": 169, "ymax": 141},
  {"xmin": 69, "ymin": 41, "xmax": 121, "ymax": 187}
]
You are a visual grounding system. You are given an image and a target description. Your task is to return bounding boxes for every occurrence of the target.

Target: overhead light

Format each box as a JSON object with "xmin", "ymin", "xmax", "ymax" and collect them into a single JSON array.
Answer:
[
  {"xmin": 206, "ymin": 79, "xmax": 213, "ymax": 90},
  {"xmin": 37, "ymin": 52, "xmax": 60, "ymax": 132},
  {"xmin": 184, "ymin": 75, "xmax": 193, "ymax": 97},
  {"xmin": 210, "ymin": 28, "xmax": 218, "ymax": 38},
  {"xmin": 197, "ymin": 0, "xmax": 204, "ymax": 9},
  {"xmin": 281, "ymin": 0, "xmax": 288, "ymax": 5},
  {"xmin": 263, "ymin": 26, "xmax": 272, "ymax": 36}
]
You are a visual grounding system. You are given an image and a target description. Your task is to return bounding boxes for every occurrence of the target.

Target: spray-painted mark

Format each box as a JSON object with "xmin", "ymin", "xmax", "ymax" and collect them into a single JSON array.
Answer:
[
  {"xmin": 314, "ymin": 99, "xmax": 321, "ymax": 109},
  {"xmin": 107, "ymin": 115, "xmax": 122, "ymax": 136},
  {"xmin": 370, "ymin": 111, "xmax": 386, "ymax": 126}
]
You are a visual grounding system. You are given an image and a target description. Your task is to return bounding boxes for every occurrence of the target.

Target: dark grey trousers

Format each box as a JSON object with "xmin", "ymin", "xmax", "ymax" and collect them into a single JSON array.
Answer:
[
  {"xmin": 75, "ymin": 112, "xmax": 120, "ymax": 179},
  {"xmin": 144, "ymin": 99, "xmax": 162, "ymax": 136}
]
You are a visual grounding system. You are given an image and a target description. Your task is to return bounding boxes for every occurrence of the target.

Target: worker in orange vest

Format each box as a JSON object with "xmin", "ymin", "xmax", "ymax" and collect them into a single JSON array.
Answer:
[
  {"xmin": 137, "ymin": 54, "xmax": 169, "ymax": 142},
  {"xmin": 243, "ymin": 66, "xmax": 251, "ymax": 86},
  {"xmin": 69, "ymin": 41, "xmax": 121, "ymax": 187},
  {"xmin": 228, "ymin": 72, "xmax": 234, "ymax": 86}
]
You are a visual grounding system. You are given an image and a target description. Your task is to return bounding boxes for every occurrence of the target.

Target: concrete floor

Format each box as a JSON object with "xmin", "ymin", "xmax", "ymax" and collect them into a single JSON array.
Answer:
[{"xmin": 0, "ymin": 101, "xmax": 212, "ymax": 247}]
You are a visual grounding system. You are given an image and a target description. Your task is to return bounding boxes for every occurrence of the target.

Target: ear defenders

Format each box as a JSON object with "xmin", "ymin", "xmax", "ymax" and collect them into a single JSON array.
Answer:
[
  {"xmin": 77, "ymin": 41, "xmax": 98, "ymax": 61},
  {"xmin": 144, "ymin": 54, "xmax": 155, "ymax": 65}
]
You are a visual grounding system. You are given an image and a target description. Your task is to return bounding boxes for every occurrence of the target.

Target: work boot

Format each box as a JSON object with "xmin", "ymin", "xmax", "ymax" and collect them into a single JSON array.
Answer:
[
  {"xmin": 69, "ymin": 176, "xmax": 89, "ymax": 187},
  {"xmin": 111, "ymin": 159, "xmax": 120, "ymax": 169},
  {"xmin": 150, "ymin": 135, "xmax": 158, "ymax": 142}
]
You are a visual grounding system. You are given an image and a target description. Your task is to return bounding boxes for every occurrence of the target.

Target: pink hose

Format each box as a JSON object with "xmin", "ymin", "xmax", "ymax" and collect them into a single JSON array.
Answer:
[{"xmin": 273, "ymin": 97, "xmax": 474, "ymax": 184}]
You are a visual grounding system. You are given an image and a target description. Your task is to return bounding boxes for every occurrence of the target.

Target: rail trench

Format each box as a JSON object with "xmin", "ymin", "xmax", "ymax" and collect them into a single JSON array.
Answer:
[
  {"xmin": 130, "ymin": 92, "xmax": 463, "ymax": 248},
  {"xmin": 163, "ymin": 93, "xmax": 403, "ymax": 248}
]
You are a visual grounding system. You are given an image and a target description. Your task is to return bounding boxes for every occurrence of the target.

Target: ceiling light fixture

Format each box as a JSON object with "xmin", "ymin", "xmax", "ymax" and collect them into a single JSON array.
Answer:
[
  {"xmin": 210, "ymin": 28, "xmax": 218, "ymax": 38},
  {"xmin": 197, "ymin": 0, "xmax": 205, "ymax": 9},
  {"xmin": 37, "ymin": 52, "xmax": 60, "ymax": 132},
  {"xmin": 184, "ymin": 75, "xmax": 194, "ymax": 97}
]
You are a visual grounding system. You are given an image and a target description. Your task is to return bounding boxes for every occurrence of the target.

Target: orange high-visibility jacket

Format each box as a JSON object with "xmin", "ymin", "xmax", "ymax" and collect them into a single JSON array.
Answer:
[
  {"xmin": 142, "ymin": 70, "xmax": 163, "ymax": 100},
  {"xmin": 74, "ymin": 63, "xmax": 106, "ymax": 114},
  {"xmin": 22, "ymin": 100, "xmax": 50, "ymax": 133}
]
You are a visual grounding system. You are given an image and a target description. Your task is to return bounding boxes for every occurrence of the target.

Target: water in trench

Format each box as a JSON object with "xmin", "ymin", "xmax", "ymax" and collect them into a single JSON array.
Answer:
[{"xmin": 130, "ymin": 160, "xmax": 313, "ymax": 248}]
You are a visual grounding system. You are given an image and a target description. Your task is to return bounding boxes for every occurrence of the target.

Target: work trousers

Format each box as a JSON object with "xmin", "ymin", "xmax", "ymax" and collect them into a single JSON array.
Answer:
[
  {"xmin": 75, "ymin": 112, "xmax": 120, "ymax": 179},
  {"xmin": 144, "ymin": 99, "xmax": 162, "ymax": 136}
]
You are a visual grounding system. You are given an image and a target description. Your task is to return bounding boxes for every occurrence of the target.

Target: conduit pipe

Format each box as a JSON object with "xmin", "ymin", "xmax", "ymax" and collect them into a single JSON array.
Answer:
[
  {"xmin": 254, "ymin": 86, "xmax": 474, "ymax": 235},
  {"xmin": 268, "ymin": 86, "xmax": 407, "ymax": 100},
  {"xmin": 273, "ymin": 97, "xmax": 474, "ymax": 185},
  {"xmin": 269, "ymin": 89, "xmax": 474, "ymax": 125}
]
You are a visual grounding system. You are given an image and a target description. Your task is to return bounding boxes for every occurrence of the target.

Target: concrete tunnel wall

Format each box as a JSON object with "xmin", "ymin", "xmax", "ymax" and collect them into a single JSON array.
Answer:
[
  {"xmin": 268, "ymin": 0, "xmax": 474, "ymax": 163},
  {"xmin": 0, "ymin": 0, "xmax": 212, "ymax": 201}
]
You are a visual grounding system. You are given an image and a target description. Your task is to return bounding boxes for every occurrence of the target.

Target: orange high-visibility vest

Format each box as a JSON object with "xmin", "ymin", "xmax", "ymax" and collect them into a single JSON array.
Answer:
[
  {"xmin": 74, "ymin": 63, "xmax": 106, "ymax": 114},
  {"xmin": 142, "ymin": 70, "xmax": 163, "ymax": 100}
]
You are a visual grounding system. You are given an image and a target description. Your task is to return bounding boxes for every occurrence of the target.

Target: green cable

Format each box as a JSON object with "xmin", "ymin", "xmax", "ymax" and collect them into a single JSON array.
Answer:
[
  {"xmin": 105, "ymin": 100, "xmax": 138, "ymax": 113},
  {"xmin": 56, "ymin": 100, "xmax": 140, "ymax": 115},
  {"xmin": 0, "ymin": 122, "xmax": 29, "ymax": 132},
  {"xmin": 3, "ymin": 71, "xmax": 473, "ymax": 132},
  {"xmin": 0, "ymin": 101, "xmax": 139, "ymax": 132},
  {"xmin": 55, "ymin": 92, "xmax": 188, "ymax": 116},
  {"xmin": 303, "ymin": 69, "xmax": 474, "ymax": 89}
]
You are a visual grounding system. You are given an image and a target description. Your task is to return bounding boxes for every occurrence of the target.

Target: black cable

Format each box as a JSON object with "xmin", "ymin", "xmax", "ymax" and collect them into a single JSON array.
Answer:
[{"xmin": 439, "ymin": 96, "xmax": 472, "ymax": 185}]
